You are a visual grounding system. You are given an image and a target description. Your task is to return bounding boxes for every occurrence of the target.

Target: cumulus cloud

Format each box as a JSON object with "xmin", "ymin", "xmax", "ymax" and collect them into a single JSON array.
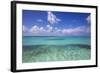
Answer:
[
  {"xmin": 46, "ymin": 25, "xmax": 51, "ymax": 28},
  {"xmin": 47, "ymin": 11, "xmax": 61, "ymax": 25},
  {"xmin": 86, "ymin": 15, "xmax": 91, "ymax": 24},
  {"xmin": 29, "ymin": 25, "xmax": 39, "ymax": 33},
  {"xmin": 29, "ymin": 25, "xmax": 45, "ymax": 33},
  {"xmin": 46, "ymin": 25, "xmax": 53, "ymax": 32},
  {"xmin": 23, "ymin": 24, "xmax": 90, "ymax": 36},
  {"xmin": 62, "ymin": 26, "xmax": 89, "ymax": 35},
  {"xmin": 54, "ymin": 27, "xmax": 61, "ymax": 33},
  {"xmin": 23, "ymin": 25, "xmax": 28, "ymax": 32},
  {"xmin": 27, "ymin": 25, "xmax": 54, "ymax": 34},
  {"xmin": 29, "ymin": 25, "xmax": 55, "ymax": 34},
  {"xmin": 37, "ymin": 19, "xmax": 43, "ymax": 22}
]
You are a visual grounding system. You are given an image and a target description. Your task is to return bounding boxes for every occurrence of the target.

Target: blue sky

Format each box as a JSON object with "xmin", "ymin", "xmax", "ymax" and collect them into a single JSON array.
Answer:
[{"xmin": 22, "ymin": 10, "xmax": 91, "ymax": 36}]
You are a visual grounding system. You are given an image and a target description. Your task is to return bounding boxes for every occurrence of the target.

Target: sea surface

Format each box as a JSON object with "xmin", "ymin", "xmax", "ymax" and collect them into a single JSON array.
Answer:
[{"xmin": 22, "ymin": 36, "xmax": 91, "ymax": 63}]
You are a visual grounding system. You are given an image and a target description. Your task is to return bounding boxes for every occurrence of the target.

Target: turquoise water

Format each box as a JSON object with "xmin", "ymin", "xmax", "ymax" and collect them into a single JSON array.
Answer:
[
  {"xmin": 23, "ymin": 36, "xmax": 90, "ymax": 45},
  {"xmin": 22, "ymin": 36, "xmax": 91, "ymax": 63}
]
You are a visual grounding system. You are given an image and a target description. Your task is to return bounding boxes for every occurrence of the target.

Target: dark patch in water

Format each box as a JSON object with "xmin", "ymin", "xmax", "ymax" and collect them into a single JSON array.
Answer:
[
  {"xmin": 47, "ymin": 38, "xmax": 65, "ymax": 40},
  {"xmin": 23, "ymin": 45, "xmax": 42, "ymax": 51},
  {"xmin": 23, "ymin": 44, "xmax": 90, "ymax": 51},
  {"xmin": 66, "ymin": 44, "xmax": 91, "ymax": 49}
]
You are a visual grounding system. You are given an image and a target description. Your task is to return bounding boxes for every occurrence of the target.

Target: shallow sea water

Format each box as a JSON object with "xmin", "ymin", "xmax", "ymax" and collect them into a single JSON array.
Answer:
[{"xmin": 22, "ymin": 36, "xmax": 91, "ymax": 63}]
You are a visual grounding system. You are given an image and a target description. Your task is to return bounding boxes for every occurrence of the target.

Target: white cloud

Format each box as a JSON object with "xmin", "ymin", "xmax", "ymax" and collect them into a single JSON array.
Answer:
[
  {"xmin": 46, "ymin": 25, "xmax": 51, "ymax": 28},
  {"xmin": 29, "ymin": 25, "xmax": 39, "ymax": 33},
  {"xmin": 23, "ymin": 24, "xmax": 90, "ymax": 36},
  {"xmin": 55, "ymin": 27, "xmax": 58, "ymax": 30},
  {"xmin": 28, "ymin": 25, "xmax": 54, "ymax": 34},
  {"xmin": 62, "ymin": 26, "xmax": 87, "ymax": 35},
  {"xmin": 86, "ymin": 15, "xmax": 91, "ymax": 24},
  {"xmin": 54, "ymin": 27, "xmax": 61, "ymax": 33},
  {"xmin": 29, "ymin": 25, "xmax": 45, "ymax": 33},
  {"xmin": 37, "ymin": 19, "xmax": 43, "ymax": 22},
  {"xmin": 46, "ymin": 25, "xmax": 53, "ymax": 32},
  {"xmin": 47, "ymin": 11, "xmax": 61, "ymax": 25},
  {"xmin": 23, "ymin": 25, "xmax": 28, "ymax": 32}
]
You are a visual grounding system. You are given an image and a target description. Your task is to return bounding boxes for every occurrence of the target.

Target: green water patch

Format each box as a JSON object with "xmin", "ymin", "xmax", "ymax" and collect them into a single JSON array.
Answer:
[{"xmin": 22, "ymin": 44, "xmax": 91, "ymax": 63}]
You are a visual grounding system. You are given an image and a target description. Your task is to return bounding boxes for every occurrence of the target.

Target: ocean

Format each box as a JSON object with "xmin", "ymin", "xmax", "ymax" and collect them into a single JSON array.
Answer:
[{"xmin": 22, "ymin": 36, "xmax": 91, "ymax": 63}]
